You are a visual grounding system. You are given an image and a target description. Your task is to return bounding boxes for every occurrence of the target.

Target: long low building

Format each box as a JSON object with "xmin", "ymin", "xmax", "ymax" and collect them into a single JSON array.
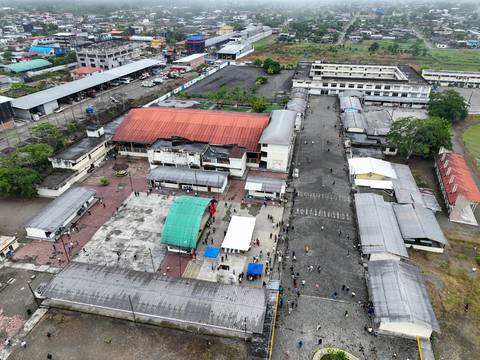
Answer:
[
  {"xmin": 25, "ymin": 186, "xmax": 95, "ymax": 240},
  {"xmin": 11, "ymin": 59, "xmax": 162, "ymax": 119},
  {"xmin": 293, "ymin": 61, "xmax": 431, "ymax": 107},
  {"xmin": 245, "ymin": 175, "xmax": 287, "ymax": 200},
  {"xmin": 41, "ymin": 262, "xmax": 267, "ymax": 337},
  {"xmin": 422, "ymin": 69, "xmax": 480, "ymax": 88},
  {"xmin": 354, "ymin": 193, "xmax": 408, "ymax": 261},
  {"xmin": 368, "ymin": 260, "xmax": 439, "ymax": 339},
  {"xmin": 148, "ymin": 166, "xmax": 228, "ymax": 193}
]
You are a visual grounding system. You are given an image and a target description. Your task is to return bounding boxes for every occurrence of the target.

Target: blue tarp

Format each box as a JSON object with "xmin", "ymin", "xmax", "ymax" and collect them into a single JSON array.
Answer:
[
  {"xmin": 204, "ymin": 247, "xmax": 220, "ymax": 258},
  {"xmin": 247, "ymin": 263, "xmax": 263, "ymax": 277}
]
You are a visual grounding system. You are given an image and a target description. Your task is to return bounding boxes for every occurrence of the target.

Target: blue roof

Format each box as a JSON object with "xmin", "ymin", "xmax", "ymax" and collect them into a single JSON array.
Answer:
[
  {"xmin": 247, "ymin": 263, "xmax": 263, "ymax": 277},
  {"xmin": 186, "ymin": 35, "xmax": 206, "ymax": 41},
  {"xmin": 30, "ymin": 46, "xmax": 54, "ymax": 53},
  {"xmin": 204, "ymin": 247, "xmax": 220, "ymax": 258}
]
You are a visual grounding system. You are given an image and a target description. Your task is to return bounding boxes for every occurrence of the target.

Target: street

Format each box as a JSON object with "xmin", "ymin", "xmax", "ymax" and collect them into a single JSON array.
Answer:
[{"xmin": 272, "ymin": 95, "xmax": 418, "ymax": 359}]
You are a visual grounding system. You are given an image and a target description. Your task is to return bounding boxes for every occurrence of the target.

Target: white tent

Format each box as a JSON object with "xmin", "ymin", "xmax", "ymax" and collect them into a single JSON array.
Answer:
[{"xmin": 221, "ymin": 216, "xmax": 256, "ymax": 252}]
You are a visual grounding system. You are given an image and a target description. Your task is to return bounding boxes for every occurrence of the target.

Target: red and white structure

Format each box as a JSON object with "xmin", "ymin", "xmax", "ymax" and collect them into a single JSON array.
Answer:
[{"xmin": 435, "ymin": 149, "xmax": 480, "ymax": 226}]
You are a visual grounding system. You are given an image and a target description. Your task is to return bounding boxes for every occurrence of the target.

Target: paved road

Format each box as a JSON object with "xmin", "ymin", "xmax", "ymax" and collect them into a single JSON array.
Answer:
[
  {"xmin": 413, "ymin": 28, "xmax": 433, "ymax": 49},
  {"xmin": 272, "ymin": 95, "xmax": 417, "ymax": 359},
  {"xmin": 337, "ymin": 13, "xmax": 359, "ymax": 45}
]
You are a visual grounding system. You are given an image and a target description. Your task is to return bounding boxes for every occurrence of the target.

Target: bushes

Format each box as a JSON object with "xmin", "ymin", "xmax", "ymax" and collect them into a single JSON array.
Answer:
[
  {"xmin": 255, "ymin": 76, "xmax": 267, "ymax": 85},
  {"xmin": 99, "ymin": 176, "xmax": 110, "ymax": 186},
  {"xmin": 263, "ymin": 58, "xmax": 281, "ymax": 74}
]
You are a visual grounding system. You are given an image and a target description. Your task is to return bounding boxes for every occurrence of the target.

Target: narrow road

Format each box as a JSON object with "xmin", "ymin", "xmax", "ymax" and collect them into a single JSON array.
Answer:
[
  {"xmin": 337, "ymin": 13, "xmax": 359, "ymax": 45},
  {"xmin": 413, "ymin": 28, "xmax": 433, "ymax": 49}
]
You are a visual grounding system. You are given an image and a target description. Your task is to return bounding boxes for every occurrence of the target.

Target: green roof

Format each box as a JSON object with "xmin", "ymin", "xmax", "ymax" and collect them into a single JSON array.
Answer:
[
  {"xmin": 6, "ymin": 59, "xmax": 52, "ymax": 73},
  {"xmin": 161, "ymin": 196, "xmax": 213, "ymax": 249}
]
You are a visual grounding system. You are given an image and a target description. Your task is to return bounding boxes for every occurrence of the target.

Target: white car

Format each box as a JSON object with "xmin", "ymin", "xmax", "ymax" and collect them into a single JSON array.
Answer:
[
  {"xmin": 142, "ymin": 81, "xmax": 155, "ymax": 87},
  {"xmin": 293, "ymin": 168, "xmax": 299, "ymax": 178},
  {"xmin": 54, "ymin": 106, "xmax": 65, "ymax": 113},
  {"xmin": 152, "ymin": 77, "xmax": 164, "ymax": 84}
]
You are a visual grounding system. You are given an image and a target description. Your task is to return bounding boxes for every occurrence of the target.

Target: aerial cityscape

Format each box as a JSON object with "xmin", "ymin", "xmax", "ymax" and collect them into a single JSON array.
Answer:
[{"xmin": 0, "ymin": 0, "xmax": 479, "ymax": 359}]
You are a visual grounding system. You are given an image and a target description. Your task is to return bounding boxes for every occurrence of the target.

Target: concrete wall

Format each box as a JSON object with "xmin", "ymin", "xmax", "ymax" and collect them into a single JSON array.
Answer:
[
  {"xmin": 37, "ymin": 167, "xmax": 90, "ymax": 198},
  {"xmin": 51, "ymin": 141, "xmax": 109, "ymax": 173},
  {"xmin": 147, "ymin": 149, "xmax": 202, "ymax": 168},
  {"xmin": 13, "ymin": 107, "xmax": 33, "ymax": 120},
  {"xmin": 262, "ymin": 144, "xmax": 290, "ymax": 172},
  {"xmin": 378, "ymin": 320, "xmax": 432, "ymax": 339},
  {"xmin": 40, "ymin": 100, "xmax": 59, "ymax": 115}
]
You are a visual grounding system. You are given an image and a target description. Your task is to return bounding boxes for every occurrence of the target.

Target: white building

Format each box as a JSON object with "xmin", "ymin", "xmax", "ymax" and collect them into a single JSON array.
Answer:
[
  {"xmin": 39, "ymin": 126, "xmax": 111, "ymax": 198},
  {"xmin": 245, "ymin": 175, "xmax": 287, "ymax": 200},
  {"xmin": 259, "ymin": 110, "xmax": 296, "ymax": 172},
  {"xmin": 293, "ymin": 61, "xmax": 431, "ymax": 107},
  {"xmin": 422, "ymin": 69, "xmax": 480, "ymax": 88},
  {"xmin": 25, "ymin": 187, "xmax": 96, "ymax": 240},
  {"xmin": 368, "ymin": 260, "xmax": 440, "ymax": 339},
  {"xmin": 76, "ymin": 41, "xmax": 144, "ymax": 70},
  {"xmin": 0, "ymin": 236, "xmax": 19, "ymax": 262}
]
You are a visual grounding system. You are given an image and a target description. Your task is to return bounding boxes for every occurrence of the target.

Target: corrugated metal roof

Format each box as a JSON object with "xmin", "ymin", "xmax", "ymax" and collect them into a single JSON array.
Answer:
[
  {"xmin": 259, "ymin": 110, "xmax": 295, "ymax": 146},
  {"xmin": 368, "ymin": 260, "xmax": 440, "ymax": 332},
  {"xmin": 26, "ymin": 187, "xmax": 95, "ymax": 232},
  {"xmin": 6, "ymin": 59, "xmax": 52, "ymax": 73},
  {"xmin": 354, "ymin": 193, "xmax": 408, "ymax": 258},
  {"xmin": 341, "ymin": 112, "xmax": 367, "ymax": 131},
  {"xmin": 161, "ymin": 196, "xmax": 213, "ymax": 248},
  {"xmin": 245, "ymin": 175, "xmax": 286, "ymax": 193},
  {"xmin": 391, "ymin": 163, "xmax": 426, "ymax": 206},
  {"xmin": 290, "ymin": 87, "xmax": 308, "ymax": 100},
  {"xmin": 113, "ymin": 108, "xmax": 269, "ymax": 152},
  {"xmin": 148, "ymin": 166, "xmax": 227, "ymax": 187},
  {"xmin": 339, "ymin": 96, "xmax": 362, "ymax": 112},
  {"xmin": 393, "ymin": 204, "xmax": 448, "ymax": 245},
  {"xmin": 42, "ymin": 262, "xmax": 267, "ymax": 334},
  {"xmin": 436, "ymin": 151, "xmax": 480, "ymax": 205},
  {"xmin": 11, "ymin": 59, "xmax": 161, "ymax": 110},
  {"xmin": 286, "ymin": 98, "xmax": 307, "ymax": 114},
  {"xmin": 348, "ymin": 157, "xmax": 397, "ymax": 178}
]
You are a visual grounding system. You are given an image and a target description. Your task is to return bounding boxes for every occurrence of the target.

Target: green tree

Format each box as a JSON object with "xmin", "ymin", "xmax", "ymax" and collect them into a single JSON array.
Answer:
[
  {"xmin": 253, "ymin": 58, "xmax": 263, "ymax": 66},
  {"xmin": 250, "ymin": 96, "xmax": 267, "ymax": 113},
  {"xmin": 2, "ymin": 50, "xmax": 13, "ymax": 62},
  {"xmin": 13, "ymin": 144, "xmax": 54, "ymax": 171},
  {"xmin": 263, "ymin": 58, "xmax": 281, "ymax": 74},
  {"xmin": 429, "ymin": 90, "xmax": 468, "ymax": 123},
  {"xmin": 0, "ymin": 166, "xmax": 42, "ymax": 198},
  {"xmin": 99, "ymin": 176, "xmax": 110, "ymax": 186},
  {"xmin": 31, "ymin": 123, "xmax": 66, "ymax": 151},
  {"xmin": 368, "ymin": 42, "xmax": 380, "ymax": 53},
  {"xmin": 387, "ymin": 116, "xmax": 452, "ymax": 158}
]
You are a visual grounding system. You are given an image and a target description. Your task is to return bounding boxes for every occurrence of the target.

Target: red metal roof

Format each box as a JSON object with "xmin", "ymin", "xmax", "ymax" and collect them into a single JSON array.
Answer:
[
  {"xmin": 71, "ymin": 67, "xmax": 101, "ymax": 75},
  {"xmin": 113, "ymin": 108, "xmax": 270, "ymax": 152},
  {"xmin": 436, "ymin": 152, "xmax": 480, "ymax": 205}
]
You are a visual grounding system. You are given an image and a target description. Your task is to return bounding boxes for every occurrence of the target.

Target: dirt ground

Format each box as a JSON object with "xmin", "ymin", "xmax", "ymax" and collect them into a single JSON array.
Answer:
[
  {"xmin": 7, "ymin": 309, "xmax": 248, "ymax": 360},
  {"xmin": 406, "ymin": 157, "xmax": 480, "ymax": 360},
  {"xmin": 0, "ymin": 197, "xmax": 51, "ymax": 237}
]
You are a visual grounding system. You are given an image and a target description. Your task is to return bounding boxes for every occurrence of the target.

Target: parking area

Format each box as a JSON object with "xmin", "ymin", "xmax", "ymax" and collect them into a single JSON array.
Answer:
[
  {"xmin": 185, "ymin": 65, "xmax": 293, "ymax": 98},
  {"xmin": 0, "ymin": 268, "xmax": 53, "ymax": 345},
  {"xmin": 6, "ymin": 309, "xmax": 247, "ymax": 360},
  {"xmin": 74, "ymin": 193, "xmax": 171, "ymax": 272},
  {"xmin": 272, "ymin": 95, "xmax": 418, "ymax": 359}
]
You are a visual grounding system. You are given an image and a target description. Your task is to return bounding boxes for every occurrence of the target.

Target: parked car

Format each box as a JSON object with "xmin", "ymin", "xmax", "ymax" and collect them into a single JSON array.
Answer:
[
  {"xmin": 293, "ymin": 168, "xmax": 299, "ymax": 178},
  {"xmin": 152, "ymin": 77, "xmax": 164, "ymax": 84},
  {"xmin": 119, "ymin": 77, "xmax": 132, "ymax": 84},
  {"xmin": 142, "ymin": 81, "xmax": 155, "ymax": 87},
  {"xmin": 54, "ymin": 106, "xmax": 65, "ymax": 113},
  {"xmin": 139, "ymin": 73, "xmax": 150, "ymax": 80}
]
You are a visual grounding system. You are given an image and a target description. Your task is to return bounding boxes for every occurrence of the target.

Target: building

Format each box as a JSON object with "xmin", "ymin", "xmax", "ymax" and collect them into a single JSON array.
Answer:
[
  {"xmin": 218, "ymin": 25, "xmax": 234, "ymax": 35},
  {"xmin": 148, "ymin": 166, "xmax": 228, "ymax": 193},
  {"xmin": 0, "ymin": 236, "xmax": 19, "ymax": 262},
  {"xmin": 11, "ymin": 59, "xmax": 161, "ymax": 120},
  {"xmin": 76, "ymin": 41, "xmax": 143, "ymax": 70},
  {"xmin": 0, "ymin": 95, "xmax": 14, "ymax": 130},
  {"xmin": 185, "ymin": 35, "xmax": 206, "ymax": 55},
  {"xmin": 258, "ymin": 110, "xmax": 296, "ymax": 172},
  {"xmin": 113, "ymin": 108, "xmax": 270, "ymax": 168},
  {"xmin": 25, "ymin": 187, "xmax": 96, "ymax": 240},
  {"xmin": 245, "ymin": 175, "xmax": 287, "ymax": 200},
  {"xmin": 173, "ymin": 53, "xmax": 205, "ymax": 70},
  {"xmin": 216, "ymin": 42, "xmax": 253, "ymax": 60},
  {"xmin": 38, "ymin": 126, "xmax": 111, "ymax": 197},
  {"xmin": 368, "ymin": 260, "xmax": 439, "ymax": 339},
  {"xmin": 288, "ymin": 88, "xmax": 308, "ymax": 130},
  {"xmin": 147, "ymin": 139, "xmax": 247, "ymax": 177},
  {"xmin": 435, "ymin": 150, "xmax": 480, "ymax": 226},
  {"xmin": 422, "ymin": 69, "xmax": 480, "ymax": 88},
  {"xmin": 28, "ymin": 45, "xmax": 65, "ymax": 57},
  {"xmin": 348, "ymin": 157, "xmax": 397, "ymax": 190},
  {"xmin": 161, "ymin": 196, "xmax": 214, "ymax": 253},
  {"xmin": 41, "ymin": 262, "xmax": 267, "ymax": 338},
  {"xmin": 293, "ymin": 61, "xmax": 431, "ymax": 107},
  {"xmin": 71, "ymin": 66, "xmax": 102, "ymax": 79},
  {"xmin": 53, "ymin": 32, "xmax": 89, "ymax": 48},
  {"xmin": 393, "ymin": 203, "xmax": 448, "ymax": 253},
  {"xmin": 354, "ymin": 193, "xmax": 408, "ymax": 261},
  {"xmin": 5, "ymin": 59, "xmax": 52, "ymax": 74}
]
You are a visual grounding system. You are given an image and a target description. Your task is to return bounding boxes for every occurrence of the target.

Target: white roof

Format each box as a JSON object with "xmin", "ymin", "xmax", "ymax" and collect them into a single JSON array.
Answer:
[
  {"xmin": 259, "ymin": 110, "xmax": 296, "ymax": 146},
  {"xmin": 348, "ymin": 157, "xmax": 397, "ymax": 179},
  {"xmin": 221, "ymin": 216, "xmax": 256, "ymax": 251},
  {"xmin": 173, "ymin": 53, "xmax": 206, "ymax": 63},
  {"xmin": 0, "ymin": 95, "xmax": 12, "ymax": 104},
  {"xmin": 354, "ymin": 179, "xmax": 394, "ymax": 190}
]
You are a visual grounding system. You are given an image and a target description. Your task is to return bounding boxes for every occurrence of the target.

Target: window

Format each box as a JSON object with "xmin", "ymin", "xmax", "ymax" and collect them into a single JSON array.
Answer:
[
  {"xmin": 384, "ymin": 85, "xmax": 391, "ymax": 90},
  {"xmin": 375, "ymin": 85, "xmax": 381, "ymax": 90},
  {"xmin": 348, "ymin": 84, "xmax": 355, "ymax": 88},
  {"xmin": 339, "ymin": 84, "xmax": 346, "ymax": 88}
]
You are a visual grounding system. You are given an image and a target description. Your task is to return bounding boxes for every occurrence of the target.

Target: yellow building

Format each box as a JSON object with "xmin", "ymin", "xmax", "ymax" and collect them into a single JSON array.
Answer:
[
  {"xmin": 218, "ymin": 25, "xmax": 234, "ymax": 35},
  {"xmin": 151, "ymin": 37, "xmax": 166, "ymax": 49}
]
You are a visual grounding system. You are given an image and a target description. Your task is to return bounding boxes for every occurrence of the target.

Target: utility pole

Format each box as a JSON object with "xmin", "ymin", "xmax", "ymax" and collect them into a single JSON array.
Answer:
[
  {"xmin": 59, "ymin": 235, "xmax": 70, "ymax": 263},
  {"xmin": 148, "ymin": 248, "xmax": 156, "ymax": 272},
  {"xmin": 128, "ymin": 171, "xmax": 134, "ymax": 192},
  {"xmin": 128, "ymin": 295, "xmax": 136, "ymax": 323}
]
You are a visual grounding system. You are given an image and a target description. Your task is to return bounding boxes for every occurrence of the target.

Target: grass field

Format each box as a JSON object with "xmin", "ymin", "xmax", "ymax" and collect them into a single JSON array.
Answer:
[
  {"xmin": 463, "ymin": 123, "xmax": 480, "ymax": 164},
  {"xmin": 247, "ymin": 36, "xmax": 480, "ymax": 71}
]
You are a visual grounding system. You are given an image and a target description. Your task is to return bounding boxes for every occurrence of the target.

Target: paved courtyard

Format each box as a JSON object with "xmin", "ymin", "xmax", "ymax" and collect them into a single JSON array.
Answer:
[
  {"xmin": 272, "ymin": 95, "xmax": 418, "ymax": 359},
  {"xmin": 74, "ymin": 193, "xmax": 172, "ymax": 272}
]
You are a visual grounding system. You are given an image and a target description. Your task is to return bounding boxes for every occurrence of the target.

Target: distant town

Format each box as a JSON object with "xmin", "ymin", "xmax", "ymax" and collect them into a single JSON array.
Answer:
[{"xmin": 0, "ymin": 1, "xmax": 479, "ymax": 360}]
